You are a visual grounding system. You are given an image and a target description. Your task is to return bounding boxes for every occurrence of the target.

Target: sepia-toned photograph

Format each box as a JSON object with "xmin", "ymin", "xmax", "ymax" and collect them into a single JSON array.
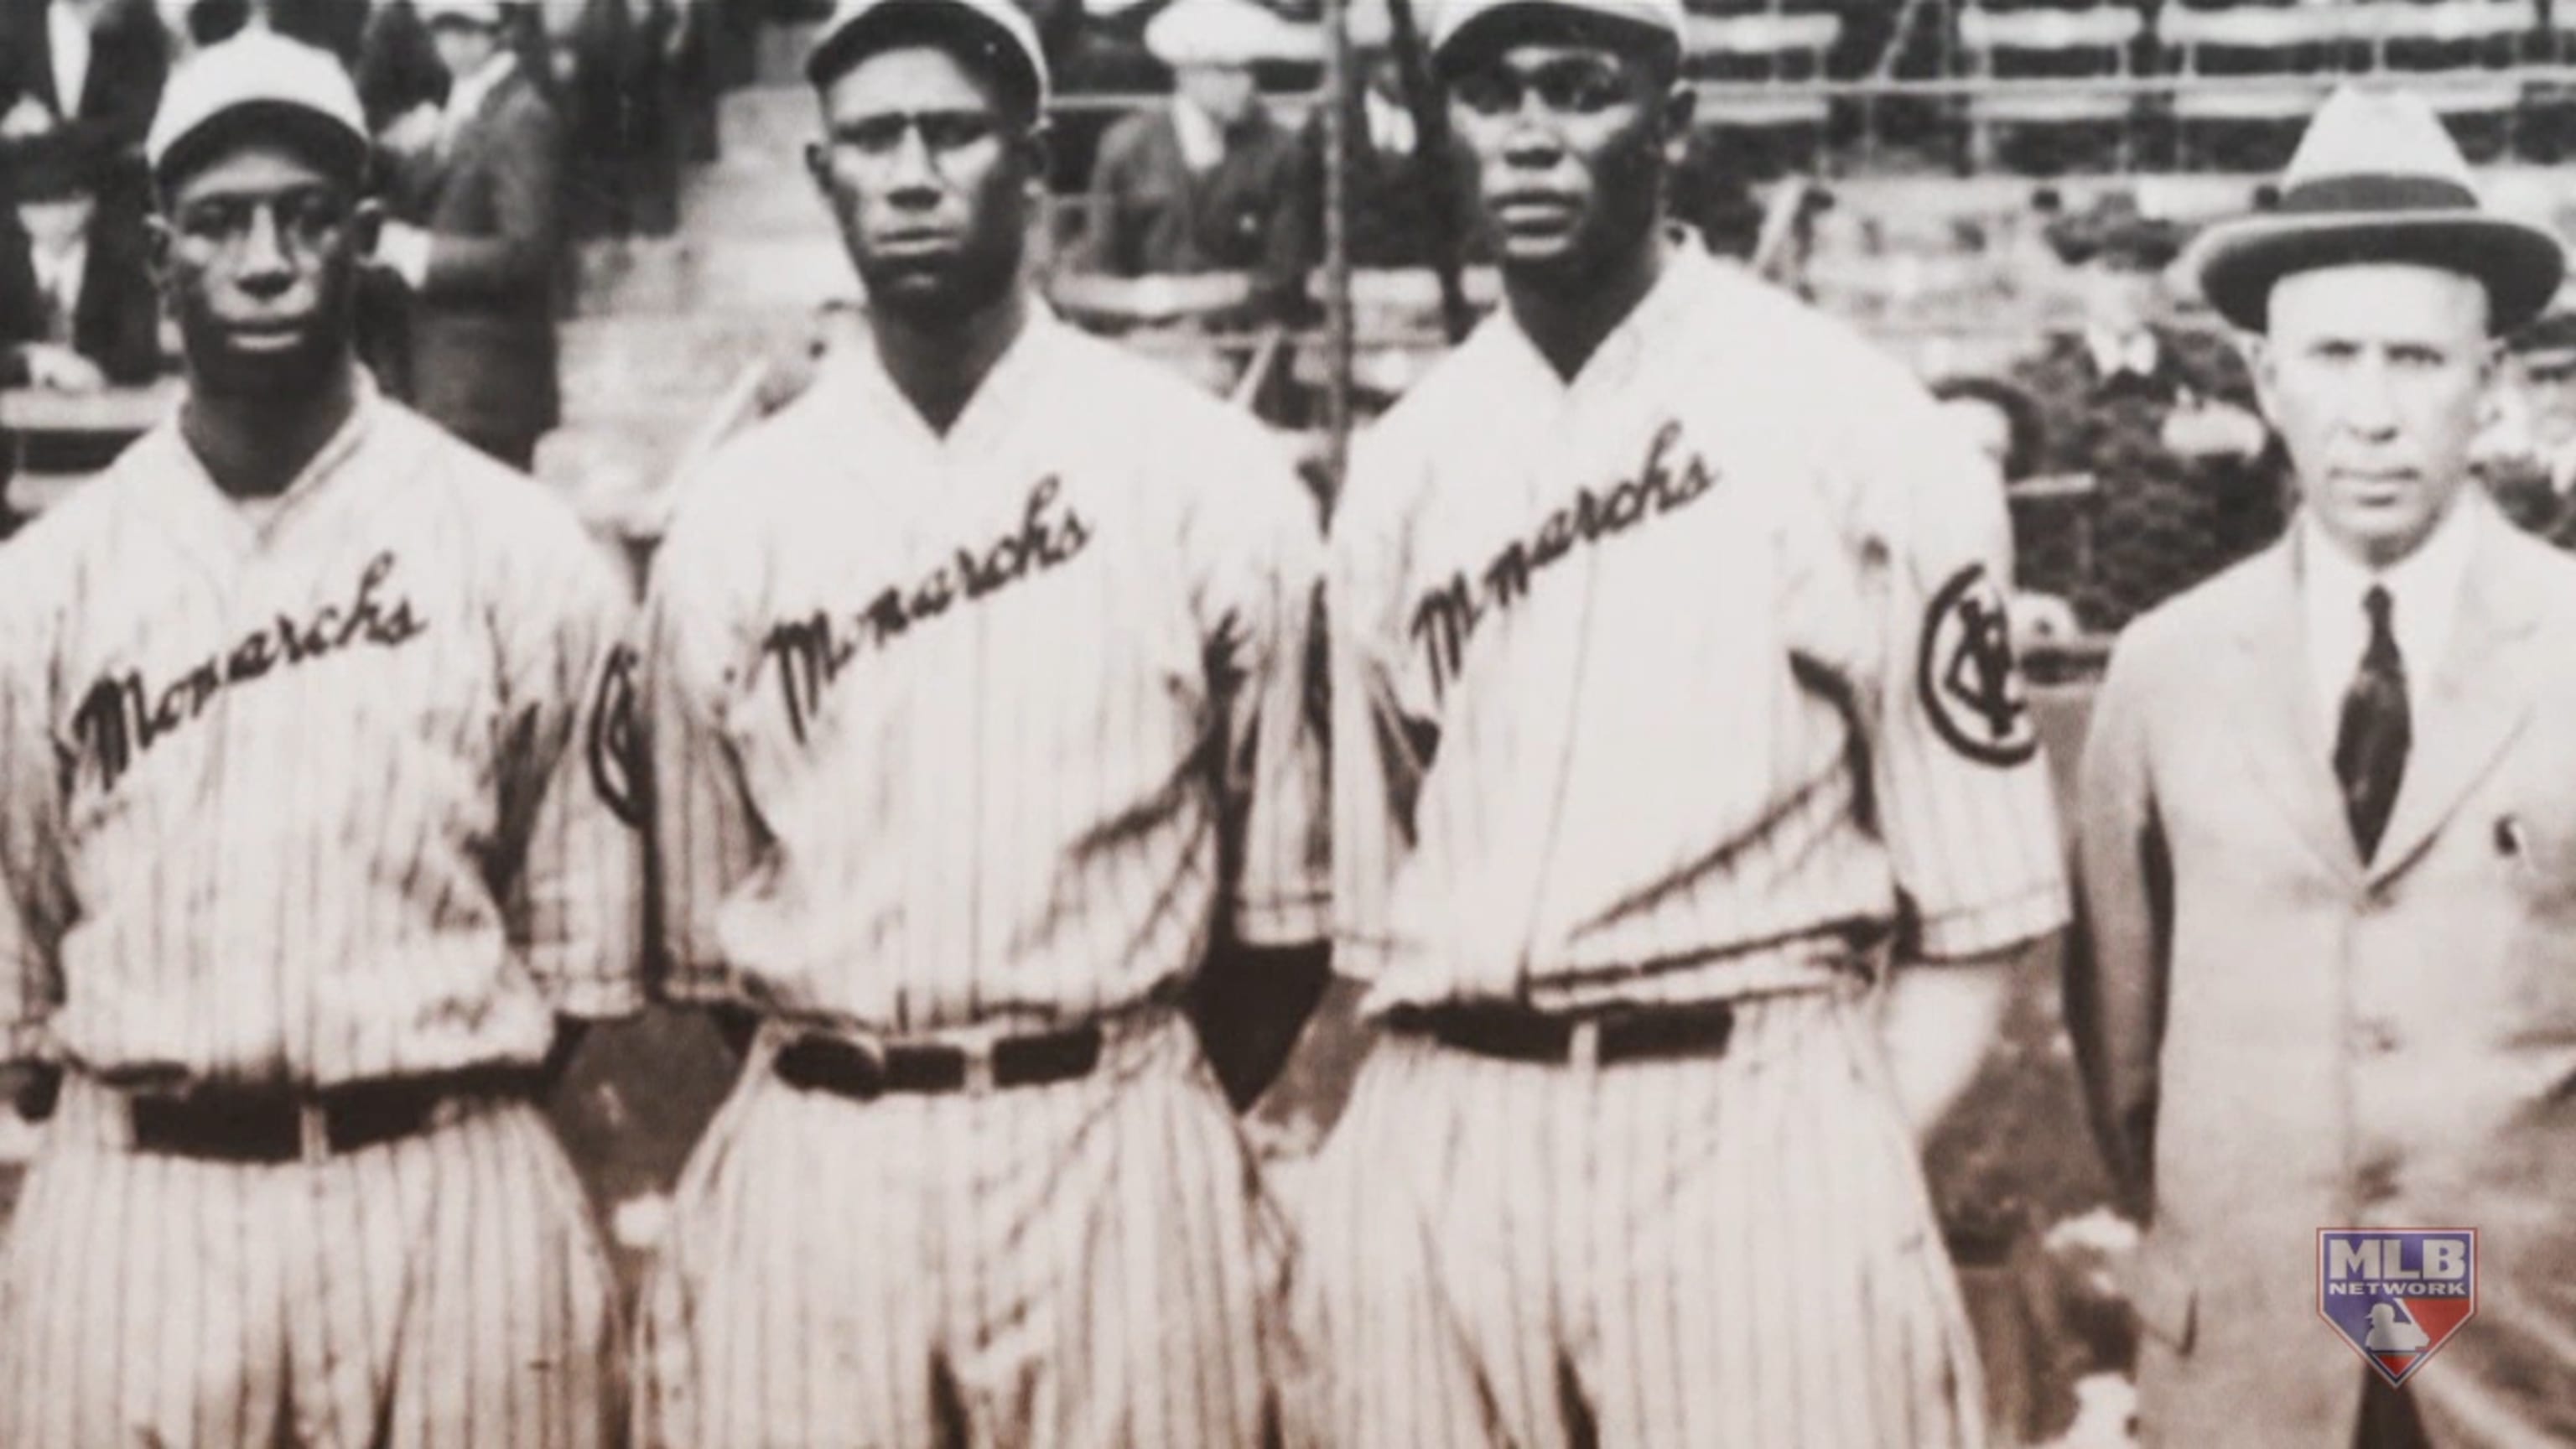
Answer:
[{"xmin": 0, "ymin": 0, "xmax": 2571, "ymax": 1444}]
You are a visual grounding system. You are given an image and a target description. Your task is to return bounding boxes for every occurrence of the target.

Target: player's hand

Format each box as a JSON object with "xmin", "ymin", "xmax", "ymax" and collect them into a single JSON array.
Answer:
[
  {"xmin": 2159, "ymin": 400, "xmax": 2267, "ymax": 460},
  {"xmin": 0, "ymin": 95, "xmax": 55, "ymax": 138},
  {"xmin": 21, "ymin": 343, "xmax": 104, "ymax": 394}
]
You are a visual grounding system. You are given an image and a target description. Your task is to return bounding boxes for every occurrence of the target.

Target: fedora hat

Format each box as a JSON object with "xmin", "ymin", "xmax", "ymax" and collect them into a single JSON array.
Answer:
[
  {"xmin": 2187, "ymin": 86, "xmax": 2565, "ymax": 335},
  {"xmin": 2043, "ymin": 190, "xmax": 2186, "ymax": 270}
]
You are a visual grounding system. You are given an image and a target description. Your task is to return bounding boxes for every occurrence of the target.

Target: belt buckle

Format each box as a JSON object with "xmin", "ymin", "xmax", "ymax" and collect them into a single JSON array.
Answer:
[
  {"xmin": 298, "ymin": 1100, "xmax": 330, "ymax": 1166},
  {"xmin": 1567, "ymin": 1019, "xmax": 1601, "ymax": 1072}
]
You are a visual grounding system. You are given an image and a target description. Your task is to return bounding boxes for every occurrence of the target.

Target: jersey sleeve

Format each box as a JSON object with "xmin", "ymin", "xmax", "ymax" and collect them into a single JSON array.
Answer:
[
  {"xmin": 636, "ymin": 480, "xmax": 771, "ymax": 998},
  {"xmin": 1187, "ymin": 424, "xmax": 1331, "ymax": 947},
  {"xmin": 1848, "ymin": 371, "xmax": 2071, "ymax": 961},
  {"xmin": 0, "ymin": 579, "xmax": 68, "ymax": 1067},
  {"xmin": 493, "ymin": 517, "xmax": 647, "ymax": 1021},
  {"xmin": 1327, "ymin": 429, "xmax": 1431, "ymax": 980}
]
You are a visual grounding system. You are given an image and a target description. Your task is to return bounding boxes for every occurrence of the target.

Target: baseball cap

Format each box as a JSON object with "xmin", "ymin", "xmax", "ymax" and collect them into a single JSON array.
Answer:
[
  {"xmin": 145, "ymin": 29, "xmax": 369, "ymax": 184},
  {"xmin": 1429, "ymin": 0, "xmax": 1685, "ymax": 69},
  {"xmin": 806, "ymin": 0, "xmax": 1052, "ymax": 112}
]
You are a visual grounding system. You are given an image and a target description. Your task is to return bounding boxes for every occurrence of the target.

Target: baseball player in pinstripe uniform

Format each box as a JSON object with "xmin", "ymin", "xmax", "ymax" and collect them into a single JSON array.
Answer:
[
  {"xmin": 1295, "ymin": 0, "xmax": 2070, "ymax": 1443},
  {"xmin": 0, "ymin": 33, "xmax": 641, "ymax": 1448},
  {"xmin": 628, "ymin": 0, "xmax": 1327, "ymax": 1443}
]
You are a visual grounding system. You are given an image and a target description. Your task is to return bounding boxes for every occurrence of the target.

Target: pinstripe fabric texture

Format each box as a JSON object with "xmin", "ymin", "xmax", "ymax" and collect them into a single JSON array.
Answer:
[
  {"xmin": 637, "ymin": 302, "xmax": 1327, "ymax": 1035},
  {"xmin": 0, "ymin": 385, "xmax": 646, "ymax": 1081},
  {"xmin": 1331, "ymin": 249, "xmax": 2065, "ymax": 1015},
  {"xmin": 0, "ymin": 1083, "xmax": 623, "ymax": 1449},
  {"xmin": 0, "ymin": 385, "xmax": 641, "ymax": 1443},
  {"xmin": 636, "ymin": 1016, "xmax": 1285, "ymax": 1449},
  {"xmin": 1284, "ymin": 990, "xmax": 1986, "ymax": 1449},
  {"xmin": 1308, "ymin": 248, "xmax": 2069, "ymax": 1446},
  {"xmin": 633, "ymin": 300, "xmax": 1324, "ymax": 1447}
]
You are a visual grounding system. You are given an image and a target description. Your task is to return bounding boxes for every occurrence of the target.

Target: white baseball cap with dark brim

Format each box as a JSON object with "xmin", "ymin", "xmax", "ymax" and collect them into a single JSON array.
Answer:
[
  {"xmin": 807, "ymin": 0, "xmax": 1052, "ymax": 112},
  {"xmin": 145, "ymin": 30, "xmax": 371, "ymax": 184},
  {"xmin": 1429, "ymin": 0, "xmax": 1685, "ymax": 71},
  {"xmin": 2186, "ymin": 86, "xmax": 2566, "ymax": 336}
]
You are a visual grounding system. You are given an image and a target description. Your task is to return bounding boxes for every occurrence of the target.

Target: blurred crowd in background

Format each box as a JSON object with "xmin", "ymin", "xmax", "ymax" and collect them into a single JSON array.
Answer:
[{"xmin": 11, "ymin": 0, "xmax": 2576, "ymax": 643}]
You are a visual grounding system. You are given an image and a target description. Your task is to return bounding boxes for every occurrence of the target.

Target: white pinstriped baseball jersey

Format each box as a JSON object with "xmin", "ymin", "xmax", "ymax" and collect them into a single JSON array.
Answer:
[
  {"xmin": 1331, "ymin": 247, "xmax": 2069, "ymax": 1013},
  {"xmin": 639, "ymin": 300, "xmax": 1328, "ymax": 1034},
  {"xmin": 0, "ymin": 382, "xmax": 645, "ymax": 1084}
]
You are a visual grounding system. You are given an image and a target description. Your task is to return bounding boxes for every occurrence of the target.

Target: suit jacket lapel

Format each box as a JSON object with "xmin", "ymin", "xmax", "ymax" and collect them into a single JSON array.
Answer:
[
  {"xmin": 2369, "ymin": 503, "xmax": 2545, "ymax": 880},
  {"xmin": 2225, "ymin": 536, "xmax": 2369, "ymax": 888}
]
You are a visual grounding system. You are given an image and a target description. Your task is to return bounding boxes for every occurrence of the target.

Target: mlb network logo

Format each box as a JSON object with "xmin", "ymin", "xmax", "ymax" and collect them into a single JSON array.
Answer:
[{"xmin": 2317, "ymin": 1229, "xmax": 2477, "ymax": 1388}]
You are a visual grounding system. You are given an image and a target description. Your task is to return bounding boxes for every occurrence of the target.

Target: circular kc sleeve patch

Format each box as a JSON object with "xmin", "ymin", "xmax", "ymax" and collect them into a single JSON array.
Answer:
[{"xmin": 1917, "ymin": 562, "xmax": 2038, "ymax": 768}]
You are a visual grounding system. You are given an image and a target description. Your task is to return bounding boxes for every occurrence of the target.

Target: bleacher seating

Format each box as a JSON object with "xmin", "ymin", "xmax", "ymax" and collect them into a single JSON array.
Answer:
[
  {"xmin": 2362, "ymin": 0, "xmax": 2536, "ymax": 157},
  {"xmin": 2156, "ymin": 1, "xmax": 2347, "ymax": 169},
  {"xmin": 1956, "ymin": 3, "xmax": 2148, "ymax": 173},
  {"xmin": 1686, "ymin": 8, "xmax": 1843, "ymax": 167}
]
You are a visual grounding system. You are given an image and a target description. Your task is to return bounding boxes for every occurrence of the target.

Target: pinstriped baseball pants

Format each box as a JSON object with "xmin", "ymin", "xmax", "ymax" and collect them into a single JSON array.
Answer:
[
  {"xmin": 0, "ymin": 1080, "xmax": 623, "ymax": 1449},
  {"xmin": 1280, "ymin": 987, "xmax": 1987, "ymax": 1449},
  {"xmin": 634, "ymin": 1015, "xmax": 1287, "ymax": 1449}
]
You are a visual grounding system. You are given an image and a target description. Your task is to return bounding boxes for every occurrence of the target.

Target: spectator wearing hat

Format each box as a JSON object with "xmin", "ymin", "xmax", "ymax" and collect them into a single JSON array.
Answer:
[
  {"xmin": 2007, "ymin": 189, "xmax": 2281, "ymax": 632},
  {"xmin": 2071, "ymin": 86, "xmax": 2576, "ymax": 1449},
  {"xmin": 371, "ymin": 0, "xmax": 565, "ymax": 469},
  {"xmin": 0, "ymin": 0, "xmax": 168, "ymax": 190},
  {"xmin": 1261, "ymin": 0, "xmax": 1488, "ymax": 306},
  {"xmin": 0, "ymin": 136, "xmax": 158, "ymax": 515},
  {"xmin": 1077, "ymin": 0, "xmax": 1298, "ymax": 278},
  {"xmin": 0, "ymin": 132, "xmax": 156, "ymax": 393},
  {"xmin": 2474, "ymin": 308, "xmax": 2576, "ymax": 549}
]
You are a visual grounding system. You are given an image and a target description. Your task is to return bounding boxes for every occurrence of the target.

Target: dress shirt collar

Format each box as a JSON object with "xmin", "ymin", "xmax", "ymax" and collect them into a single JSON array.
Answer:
[
  {"xmin": 2085, "ymin": 324, "xmax": 2159, "ymax": 381},
  {"xmin": 1364, "ymin": 87, "xmax": 1415, "ymax": 154},
  {"xmin": 1170, "ymin": 94, "xmax": 1225, "ymax": 172},
  {"xmin": 28, "ymin": 233, "xmax": 86, "ymax": 322}
]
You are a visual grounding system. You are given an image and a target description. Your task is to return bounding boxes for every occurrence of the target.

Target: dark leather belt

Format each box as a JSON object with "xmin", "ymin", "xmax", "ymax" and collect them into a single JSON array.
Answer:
[
  {"xmin": 774, "ymin": 1024, "xmax": 1105, "ymax": 1100},
  {"xmin": 125, "ymin": 1067, "xmax": 537, "ymax": 1164},
  {"xmin": 1386, "ymin": 1000, "xmax": 1737, "ymax": 1067}
]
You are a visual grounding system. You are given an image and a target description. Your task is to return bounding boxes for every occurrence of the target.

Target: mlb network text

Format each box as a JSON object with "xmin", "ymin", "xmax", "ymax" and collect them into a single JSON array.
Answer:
[{"xmin": 2325, "ymin": 1238, "xmax": 2472, "ymax": 1297}]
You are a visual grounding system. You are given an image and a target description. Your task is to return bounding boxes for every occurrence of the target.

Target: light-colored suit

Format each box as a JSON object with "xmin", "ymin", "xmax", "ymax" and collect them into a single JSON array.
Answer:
[{"xmin": 2071, "ymin": 490, "xmax": 2576, "ymax": 1446}]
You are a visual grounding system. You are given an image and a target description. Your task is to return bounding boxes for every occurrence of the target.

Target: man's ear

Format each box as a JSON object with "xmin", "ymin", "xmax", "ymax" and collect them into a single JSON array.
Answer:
[
  {"xmin": 1659, "ymin": 80, "xmax": 1696, "ymax": 169},
  {"xmin": 1016, "ymin": 119, "xmax": 1053, "ymax": 195},
  {"xmin": 2241, "ymin": 334, "xmax": 2279, "ymax": 423},
  {"xmin": 805, "ymin": 139, "xmax": 832, "ymax": 200},
  {"xmin": 143, "ymin": 210, "xmax": 174, "ymax": 288},
  {"xmin": 349, "ymin": 197, "xmax": 384, "ymax": 258}
]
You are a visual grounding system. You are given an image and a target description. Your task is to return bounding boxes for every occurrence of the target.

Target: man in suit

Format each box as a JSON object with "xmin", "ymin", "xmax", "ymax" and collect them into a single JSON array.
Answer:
[
  {"xmin": 371, "ymin": 0, "xmax": 564, "ymax": 468},
  {"xmin": 2010, "ymin": 190, "xmax": 2281, "ymax": 631},
  {"xmin": 0, "ymin": 125, "xmax": 158, "ymax": 532},
  {"xmin": 1262, "ymin": 0, "xmax": 1487, "ymax": 304},
  {"xmin": 2072, "ymin": 87, "xmax": 2576, "ymax": 1447},
  {"xmin": 0, "ymin": 0, "xmax": 166, "ymax": 190},
  {"xmin": 0, "ymin": 139, "xmax": 156, "ymax": 391},
  {"xmin": 1077, "ymin": 0, "xmax": 1297, "ymax": 278}
]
